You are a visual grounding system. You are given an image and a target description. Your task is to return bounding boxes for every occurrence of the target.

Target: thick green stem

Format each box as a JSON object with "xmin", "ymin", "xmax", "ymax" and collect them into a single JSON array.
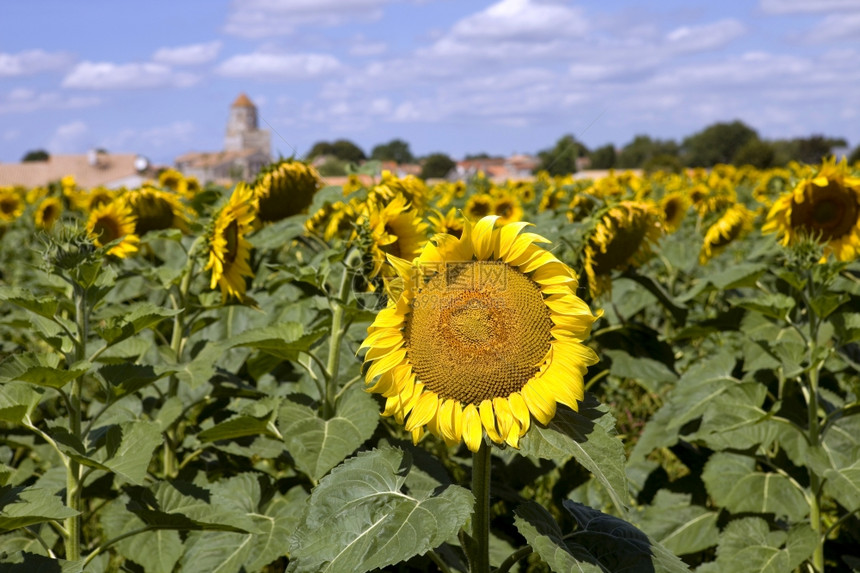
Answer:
[
  {"xmin": 65, "ymin": 287, "xmax": 88, "ymax": 561},
  {"xmin": 323, "ymin": 250, "xmax": 361, "ymax": 418},
  {"xmin": 469, "ymin": 441, "xmax": 492, "ymax": 573},
  {"xmin": 805, "ymin": 276, "xmax": 825, "ymax": 573}
]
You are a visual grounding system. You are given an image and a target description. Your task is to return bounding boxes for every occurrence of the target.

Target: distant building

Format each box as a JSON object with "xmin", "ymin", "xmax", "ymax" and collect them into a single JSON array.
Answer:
[
  {"xmin": 175, "ymin": 93, "xmax": 271, "ymax": 184},
  {"xmin": 455, "ymin": 154, "xmax": 540, "ymax": 181},
  {"xmin": 0, "ymin": 151, "xmax": 155, "ymax": 189}
]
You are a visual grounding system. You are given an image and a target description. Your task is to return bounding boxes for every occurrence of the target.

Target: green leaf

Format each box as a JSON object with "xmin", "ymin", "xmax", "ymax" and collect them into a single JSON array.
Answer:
[
  {"xmin": 0, "ymin": 551, "xmax": 83, "ymax": 572},
  {"xmin": 97, "ymin": 363, "xmax": 172, "ymax": 397},
  {"xmin": 604, "ymin": 349, "xmax": 678, "ymax": 394},
  {"xmin": 0, "ymin": 485, "xmax": 78, "ymax": 532},
  {"xmin": 708, "ymin": 518, "xmax": 817, "ymax": 573},
  {"xmin": 0, "ymin": 352, "xmax": 88, "ymax": 390},
  {"xmin": 95, "ymin": 302, "xmax": 181, "ymax": 345},
  {"xmin": 95, "ymin": 420, "xmax": 162, "ymax": 485},
  {"xmin": 99, "ymin": 499, "xmax": 182, "ymax": 573},
  {"xmin": 515, "ymin": 501, "xmax": 689, "ymax": 573},
  {"xmin": 124, "ymin": 481, "xmax": 247, "ymax": 533},
  {"xmin": 708, "ymin": 263, "xmax": 768, "ymax": 290},
  {"xmin": 278, "ymin": 389, "xmax": 379, "ymax": 481},
  {"xmin": 288, "ymin": 446, "xmax": 472, "ymax": 573},
  {"xmin": 0, "ymin": 382, "xmax": 41, "ymax": 424},
  {"xmin": 633, "ymin": 490, "xmax": 719, "ymax": 556},
  {"xmin": 0, "ymin": 286, "xmax": 60, "ymax": 319},
  {"xmin": 824, "ymin": 460, "xmax": 860, "ymax": 510},
  {"xmin": 198, "ymin": 405, "xmax": 282, "ymax": 443},
  {"xmin": 702, "ymin": 452, "xmax": 809, "ymax": 521},
  {"xmin": 809, "ymin": 293, "xmax": 848, "ymax": 319},
  {"xmin": 227, "ymin": 322, "xmax": 326, "ymax": 361},
  {"xmin": 731, "ymin": 293, "xmax": 795, "ymax": 320},
  {"xmin": 519, "ymin": 401, "xmax": 628, "ymax": 512}
]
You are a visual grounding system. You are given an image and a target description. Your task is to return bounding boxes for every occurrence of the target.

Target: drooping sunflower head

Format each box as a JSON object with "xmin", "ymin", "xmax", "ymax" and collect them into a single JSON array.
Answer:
[
  {"xmin": 427, "ymin": 207, "xmax": 466, "ymax": 239},
  {"xmin": 205, "ymin": 183, "xmax": 258, "ymax": 300},
  {"xmin": 762, "ymin": 158, "xmax": 860, "ymax": 261},
  {"xmin": 177, "ymin": 176, "xmax": 202, "ymax": 200},
  {"xmin": 700, "ymin": 203, "xmax": 756, "ymax": 263},
  {"xmin": 0, "ymin": 187, "xmax": 25, "ymax": 222},
  {"xmin": 373, "ymin": 171, "xmax": 430, "ymax": 212},
  {"xmin": 86, "ymin": 200, "xmax": 139, "ymax": 258},
  {"xmin": 359, "ymin": 194, "xmax": 428, "ymax": 278},
  {"xmin": 253, "ymin": 159, "xmax": 321, "ymax": 223},
  {"xmin": 492, "ymin": 191, "xmax": 523, "ymax": 225},
  {"xmin": 584, "ymin": 201, "xmax": 663, "ymax": 296},
  {"xmin": 660, "ymin": 191, "xmax": 690, "ymax": 233},
  {"xmin": 158, "ymin": 168, "xmax": 184, "ymax": 192},
  {"xmin": 125, "ymin": 186, "xmax": 190, "ymax": 235},
  {"xmin": 464, "ymin": 193, "xmax": 493, "ymax": 220},
  {"xmin": 361, "ymin": 216, "xmax": 599, "ymax": 451},
  {"xmin": 35, "ymin": 197, "xmax": 63, "ymax": 230}
]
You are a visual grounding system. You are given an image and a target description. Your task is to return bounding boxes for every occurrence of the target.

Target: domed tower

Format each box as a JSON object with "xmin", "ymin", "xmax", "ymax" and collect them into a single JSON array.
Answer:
[{"xmin": 224, "ymin": 93, "xmax": 271, "ymax": 157}]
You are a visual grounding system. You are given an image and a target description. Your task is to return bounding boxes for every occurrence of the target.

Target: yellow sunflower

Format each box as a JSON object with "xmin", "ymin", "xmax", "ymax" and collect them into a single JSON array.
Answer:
[
  {"xmin": 427, "ymin": 207, "xmax": 466, "ymax": 239},
  {"xmin": 86, "ymin": 201, "xmax": 139, "ymax": 258},
  {"xmin": 35, "ymin": 197, "xmax": 63, "ymax": 230},
  {"xmin": 584, "ymin": 201, "xmax": 663, "ymax": 296},
  {"xmin": 492, "ymin": 192, "xmax": 523, "ymax": 225},
  {"xmin": 205, "ymin": 183, "xmax": 257, "ymax": 300},
  {"xmin": 158, "ymin": 168, "xmax": 183, "ymax": 191},
  {"xmin": 464, "ymin": 194, "xmax": 493, "ymax": 220},
  {"xmin": 361, "ymin": 216, "xmax": 599, "ymax": 451},
  {"xmin": 254, "ymin": 159, "xmax": 321, "ymax": 223},
  {"xmin": 700, "ymin": 204, "xmax": 756, "ymax": 263},
  {"xmin": 660, "ymin": 191, "xmax": 690, "ymax": 233},
  {"xmin": 125, "ymin": 186, "xmax": 190, "ymax": 235},
  {"xmin": 763, "ymin": 158, "xmax": 860, "ymax": 261},
  {"xmin": 71, "ymin": 186, "xmax": 117, "ymax": 212},
  {"xmin": 360, "ymin": 194, "xmax": 428, "ymax": 278},
  {"xmin": 177, "ymin": 176, "xmax": 202, "ymax": 200},
  {"xmin": 0, "ymin": 188, "xmax": 24, "ymax": 222}
]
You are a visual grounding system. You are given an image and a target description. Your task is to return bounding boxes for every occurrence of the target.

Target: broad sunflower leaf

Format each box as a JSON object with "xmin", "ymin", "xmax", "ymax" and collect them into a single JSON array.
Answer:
[
  {"xmin": 604, "ymin": 349, "xmax": 678, "ymax": 394},
  {"xmin": 515, "ymin": 501, "xmax": 689, "ymax": 573},
  {"xmin": 227, "ymin": 322, "xmax": 325, "ymax": 360},
  {"xmin": 95, "ymin": 302, "xmax": 181, "ymax": 346},
  {"xmin": 0, "ymin": 485, "xmax": 78, "ymax": 532},
  {"xmin": 632, "ymin": 490, "xmax": 719, "ymax": 556},
  {"xmin": 287, "ymin": 446, "xmax": 472, "ymax": 573},
  {"xmin": 198, "ymin": 398, "xmax": 282, "ymax": 443},
  {"xmin": 99, "ymin": 499, "xmax": 182, "ymax": 573},
  {"xmin": 730, "ymin": 293, "xmax": 795, "ymax": 320},
  {"xmin": 97, "ymin": 420, "xmax": 163, "ymax": 485},
  {"xmin": 278, "ymin": 388, "xmax": 379, "ymax": 481},
  {"xmin": 0, "ymin": 551, "xmax": 83, "ymax": 572},
  {"xmin": 0, "ymin": 382, "xmax": 42, "ymax": 424},
  {"xmin": 0, "ymin": 352, "xmax": 88, "ymax": 390},
  {"xmin": 705, "ymin": 517, "xmax": 817, "ymax": 573},
  {"xmin": 97, "ymin": 363, "xmax": 173, "ymax": 398},
  {"xmin": 123, "ymin": 481, "xmax": 247, "ymax": 533},
  {"xmin": 702, "ymin": 452, "xmax": 808, "ymax": 521},
  {"xmin": 0, "ymin": 287, "xmax": 60, "ymax": 319},
  {"xmin": 823, "ymin": 460, "xmax": 860, "ymax": 511}
]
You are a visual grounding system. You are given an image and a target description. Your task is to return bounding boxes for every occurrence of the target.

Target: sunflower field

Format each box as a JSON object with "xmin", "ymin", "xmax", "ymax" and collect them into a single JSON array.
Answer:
[{"xmin": 0, "ymin": 157, "xmax": 859, "ymax": 572}]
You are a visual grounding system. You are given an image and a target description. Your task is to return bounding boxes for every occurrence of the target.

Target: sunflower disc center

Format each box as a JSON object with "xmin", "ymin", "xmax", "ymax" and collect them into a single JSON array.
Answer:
[{"xmin": 405, "ymin": 261, "xmax": 552, "ymax": 405}]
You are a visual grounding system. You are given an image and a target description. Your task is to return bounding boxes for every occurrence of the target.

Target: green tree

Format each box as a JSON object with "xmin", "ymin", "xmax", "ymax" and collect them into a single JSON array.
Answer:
[
  {"xmin": 681, "ymin": 120, "xmax": 758, "ymax": 167},
  {"xmin": 419, "ymin": 153, "xmax": 456, "ymax": 179},
  {"xmin": 848, "ymin": 144, "xmax": 860, "ymax": 165},
  {"xmin": 732, "ymin": 139, "xmax": 777, "ymax": 168},
  {"xmin": 642, "ymin": 153, "xmax": 684, "ymax": 174},
  {"xmin": 370, "ymin": 139, "xmax": 414, "ymax": 164},
  {"xmin": 589, "ymin": 144, "xmax": 617, "ymax": 169},
  {"xmin": 22, "ymin": 149, "xmax": 50, "ymax": 162},
  {"xmin": 616, "ymin": 135, "xmax": 679, "ymax": 169},
  {"xmin": 317, "ymin": 157, "xmax": 348, "ymax": 176},
  {"xmin": 306, "ymin": 141, "xmax": 334, "ymax": 160},
  {"xmin": 536, "ymin": 135, "xmax": 588, "ymax": 175},
  {"xmin": 306, "ymin": 140, "xmax": 366, "ymax": 163}
]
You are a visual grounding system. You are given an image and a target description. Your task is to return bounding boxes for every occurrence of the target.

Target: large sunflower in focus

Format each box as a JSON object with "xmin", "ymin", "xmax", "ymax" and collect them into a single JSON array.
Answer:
[
  {"xmin": 86, "ymin": 201, "xmax": 139, "ymax": 258},
  {"xmin": 205, "ymin": 183, "xmax": 257, "ymax": 300},
  {"xmin": 361, "ymin": 216, "xmax": 599, "ymax": 451},
  {"xmin": 763, "ymin": 158, "xmax": 860, "ymax": 261},
  {"xmin": 584, "ymin": 201, "xmax": 662, "ymax": 296},
  {"xmin": 700, "ymin": 204, "xmax": 755, "ymax": 263}
]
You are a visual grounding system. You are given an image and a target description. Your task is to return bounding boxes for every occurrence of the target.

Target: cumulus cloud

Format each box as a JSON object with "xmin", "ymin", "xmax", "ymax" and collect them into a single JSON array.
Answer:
[
  {"xmin": 760, "ymin": 0, "xmax": 860, "ymax": 13},
  {"xmin": 0, "ymin": 49, "xmax": 75, "ymax": 77},
  {"xmin": 152, "ymin": 41, "xmax": 222, "ymax": 66},
  {"xmin": 216, "ymin": 52, "xmax": 342, "ymax": 79},
  {"xmin": 0, "ymin": 89, "xmax": 102, "ymax": 114},
  {"xmin": 665, "ymin": 19, "xmax": 746, "ymax": 53},
  {"xmin": 49, "ymin": 121, "xmax": 90, "ymax": 154},
  {"xmin": 224, "ymin": 0, "xmax": 391, "ymax": 37},
  {"xmin": 806, "ymin": 13, "xmax": 860, "ymax": 42},
  {"xmin": 350, "ymin": 36, "xmax": 387, "ymax": 57},
  {"xmin": 62, "ymin": 61, "xmax": 199, "ymax": 89}
]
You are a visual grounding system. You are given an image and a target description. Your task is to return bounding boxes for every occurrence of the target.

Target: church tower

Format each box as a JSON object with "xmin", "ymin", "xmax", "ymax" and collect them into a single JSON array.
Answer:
[{"xmin": 224, "ymin": 93, "xmax": 271, "ymax": 158}]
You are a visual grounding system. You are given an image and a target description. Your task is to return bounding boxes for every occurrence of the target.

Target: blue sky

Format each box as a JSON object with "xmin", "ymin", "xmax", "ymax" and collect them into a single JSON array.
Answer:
[{"xmin": 1, "ymin": 0, "xmax": 859, "ymax": 165}]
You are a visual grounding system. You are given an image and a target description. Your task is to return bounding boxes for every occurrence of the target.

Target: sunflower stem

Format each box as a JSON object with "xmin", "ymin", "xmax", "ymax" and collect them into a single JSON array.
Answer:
[
  {"xmin": 804, "ymin": 272, "xmax": 825, "ymax": 573},
  {"xmin": 323, "ymin": 249, "xmax": 361, "ymax": 418},
  {"xmin": 469, "ymin": 440, "xmax": 492, "ymax": 573},
  {"xmin": 65, "ymin": 284, "xmax": 88, "ymax": 562}
]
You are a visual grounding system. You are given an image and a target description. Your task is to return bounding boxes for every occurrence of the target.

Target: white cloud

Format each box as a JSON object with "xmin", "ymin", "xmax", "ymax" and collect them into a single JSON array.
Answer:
[
  {"xmin": 152, "ymin": 41, "xmax": 222, "ymax": 66},
  {"xmin": 807, "ymin": 13, "xmax": 860, "ymax": 42},
  {"xmin": 760, "ymin": 0, "xmax": 860, "ymax": 12},
  {"xmin": 450, "ymin": 0, "xmax": 587, "ymax": 41},
  {"xmin": 0, "ymin": 49, "xmax": 75, "ymax": 77},
  {"xmin": 3, "ymin": 129, "xmax": 20, "ymax": 142},
  {"xmin": 0, "ymin": 89, "xmax": 102, "ymax": 114},
  {"xmin": 49, "ymin": 121, "xmax": 89, "ymax": 154},
  {"xmin": 224, "ymin": 0, "xmax": 391, "ymax": 37},
  {"xmin": 216, "ymin": 52, "xmax": 342, "ymax": 79},
  {"xmin": 350, "ymin": 37, "xmax": 387, "ymax": 57},
  {"xmin": 665, "ymin": 19, "xmax": 746, "ymax": 53},
  {"xmin": 105, "ymin": 121, "xmax": 195, "ymax": 151},
  {"xmin": 62, "ymin": 61, "xmax": 199, "ymax": 90}
]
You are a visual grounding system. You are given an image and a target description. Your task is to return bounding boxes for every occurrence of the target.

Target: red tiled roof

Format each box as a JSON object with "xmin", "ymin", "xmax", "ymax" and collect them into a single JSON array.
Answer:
[
  {"xmin": 231, "ymin": 93, "xmax": 254, "ymax": 108},
  {"xmin": 0, "ymin": 153, "xmax": 142, "ymax": 188}
]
